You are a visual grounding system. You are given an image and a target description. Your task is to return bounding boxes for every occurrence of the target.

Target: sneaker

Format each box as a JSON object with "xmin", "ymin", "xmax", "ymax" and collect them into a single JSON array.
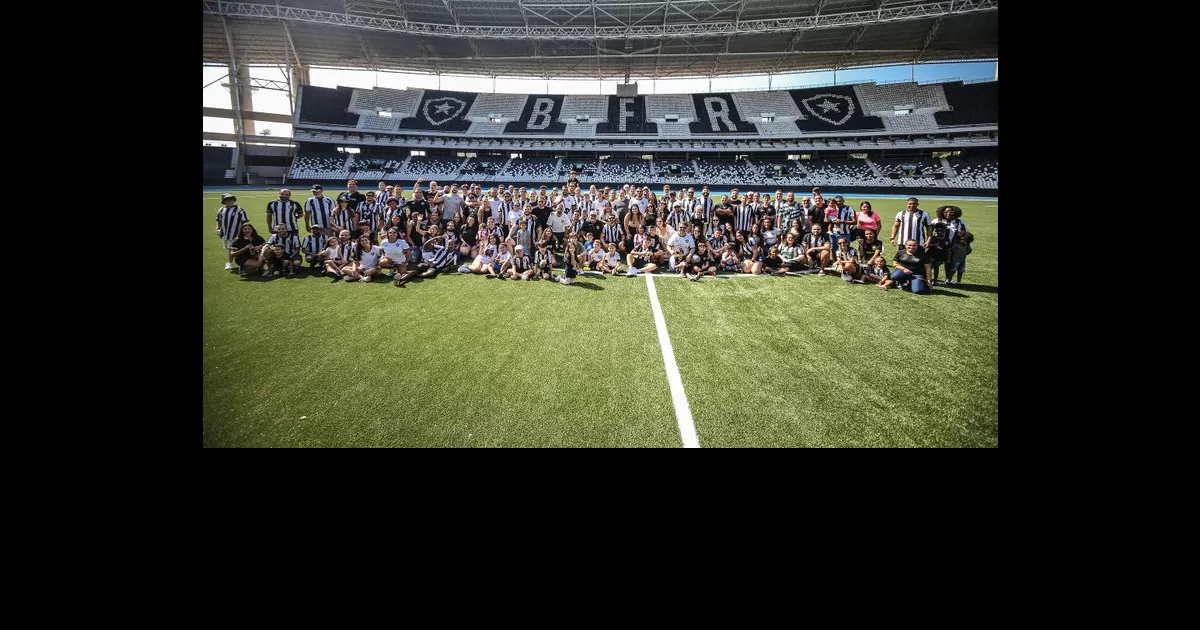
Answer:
[
  {"xmin": 394, "ymin": 278, "xmax": 406, "ymax": 287},
  {"xmin": 287, "ymin": 271, "xmax": 296, "ymax": 278},
  {"xmin": 842, "ymin": 273, "xmax": 853, "ymax": 282},
  {"xmin": 331, "ymin": 275, "xmax": 342, "ymax": 283},
  {"xmin": 458, "ymin": 265, "xmax": 471, "ymax": 274},
  {"xmin": 626, "ymin": 269, "xmax": 637, "ymax": 277},
  {"xmin": 485, "ymin": 274, "xmax": 496, "ymax": 279},
  {"xmin": 360, "ymin": 275, "xmax": 371, "ymax": 282},
  {"xmin": 224, "ymin": 262, "xmax": 235, "ymax": 270}
]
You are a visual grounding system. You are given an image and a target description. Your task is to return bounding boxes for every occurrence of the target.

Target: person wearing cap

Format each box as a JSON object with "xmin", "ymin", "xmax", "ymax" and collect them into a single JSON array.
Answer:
[
  {"xmin": 215, "ymin": 194, "xmax": 247, "ymax": 271},
  {"xmin": 266, "ymin": 189, "xmax": 302, "ymax": 236},
  {"xmin": 304, "ymin": 184, "xmax": 334, "ymax": 237},
  {"xmin": 505, "ymin": 244, "xmax": 535, "ymax": 280}
]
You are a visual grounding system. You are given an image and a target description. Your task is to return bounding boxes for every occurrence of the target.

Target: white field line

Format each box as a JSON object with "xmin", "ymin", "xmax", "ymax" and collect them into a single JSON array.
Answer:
[{"xmin": 644, "ymin": 274, "xmax": 700, "ymax": 448}]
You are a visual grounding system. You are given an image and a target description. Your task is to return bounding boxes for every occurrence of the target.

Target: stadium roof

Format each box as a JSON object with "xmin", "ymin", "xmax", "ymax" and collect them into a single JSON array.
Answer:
[{"xmin": 203, "ymin": 0, "xmax": 997, "ymax": 79}]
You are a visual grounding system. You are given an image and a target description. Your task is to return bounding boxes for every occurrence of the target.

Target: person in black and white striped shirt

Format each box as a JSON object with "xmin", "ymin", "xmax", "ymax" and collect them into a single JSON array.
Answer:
[
  {"xmin": 358, "ymin": 190, "xmax": 383, "ymax": 233},
  {"xmin": 733, "ymin": 200, "xmax": 755, "ymax": 235},
  {"xmin": 394, "ymin": 229, "xmax": 457, "ymax": 287},
  {"xmin": 264, "ymin": 223, "xmax": 302, "ymax": 277},
  {"xmin": 890, "ymin": 197, "xmax": 931, "ymax": 250},
  {"xmin": 305, "ymin": 184, "xmax": 335, "ymax": 237},
  {"xmin": 266, "ymin": 189, "xmax": 302, "ymax": 236},
  {"xmin": 375, "ymin": 181, "xmax": 391, "ymax": 206},
  {"xmin": 300, "ymin": 225, "xmax": 329, "ymax": 272},
  {"xmin": 215, "ymin": 193, "xmax": 247, "ymax": 270}
]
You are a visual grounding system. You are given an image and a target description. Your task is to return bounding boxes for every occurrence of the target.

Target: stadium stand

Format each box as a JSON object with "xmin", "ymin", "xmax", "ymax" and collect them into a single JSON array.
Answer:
[
  {"xmin": 467, "ymin": 93, "xmax": 528, "ymax": 120},
  {"xmin": 948, "ymin": 157, "xmax": 999, "ymax": 188},
  {"xmin": 880, "ymin": 114, "xmax": 942, "ymax": 133},
  {"xmin": 647, "ymin": 94, "xmax": 697, "ymax": 120},
  {"xmin": 733, "ymin": 90, "xmax": 802, "ymax": 119},
  {"xmin": 799, "ymin": 159, "xmax": 881, "ymax": 187},
  {"xmin": 697, "ymin": 159, "xmax": 761, "ymax": 185},
  {"xmin": 649, "ymin": 160, "xmax": 699, "ymax": 183},
  {"xmin": 498, "ymin": 157, "xmax": 560, "ymax": 182},
  {"xmin": 204, "ymin": 146, "xmax": 236, "ymax": 183},
  {"xmin": 298, "ymin": 86, "xmax": 359, "ymax": 126},
  {"xmin": 351, "ymin": 87, "xmax": 424, "ymax": 117},
  {"xmin": 398, "ymin": 156, "xmax": 464, "ymax": 180},
  {"xmin": 789, "ymin": 85, "xmax": 884, "ymax": 131},
  {"xmin": 289, "ymin": 153, "xmax": 349, "ymax": 180},
  {"xmin": 855, "ymin": 82, "xmax": 949, "ymax": 114},
  {"xmin": 936, "ymin": 81, "xmax": 998, "ymax": 126},
  {"xmin": 599, "ymin": 158, "xmax": 650, "ymax": 182},
  {"xmin": 560, "ymin": 95, "xmax": 608, "ymax": 123}
]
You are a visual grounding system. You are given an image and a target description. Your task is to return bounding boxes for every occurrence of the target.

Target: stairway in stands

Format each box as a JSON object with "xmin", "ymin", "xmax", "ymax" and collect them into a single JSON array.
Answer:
[
  {"xmin": 939, "ymin": 157, "xmax": 957, "ymax": 178},
  {"xmin": 692, "ymin": 159, "xmax": 704, "ymax": 180},
  {"xmin": 497, "ymin": 157, "xmax": 515, "ymax": 177},
  {"xmin": 863, "ymin": 157, "xmax": 884, "ymax": 178}
]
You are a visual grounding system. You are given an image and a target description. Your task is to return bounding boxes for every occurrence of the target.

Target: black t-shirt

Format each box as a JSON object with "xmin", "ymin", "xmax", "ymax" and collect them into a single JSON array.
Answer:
[
  {"xmin": 582, "ymin": 220, "xmax": 603, "ymax": 240},
  {"xmin": 893, "ymin": 249, "xmax": 929, "ymax": 272},
  {"xmin": 460, "ymin": 225, "xmax": 479, "ymax": 247},
  {"xmin": 231, "ymin": 235, "xmax": 266, "ymax": 265},
  {"xmin": 407, "ymin": 199, "xmax": 430, "ymax": 220},
  {"xmin": 646, "ymin": 234, "xmax": 663, "ymax": 253},
  {"xmin": 338, "ymin": 191, "xmax": 366, "ymax": 211},
  {"xmin": 859, "ymin": 238, "xmax": 883, "ymax": 262}
]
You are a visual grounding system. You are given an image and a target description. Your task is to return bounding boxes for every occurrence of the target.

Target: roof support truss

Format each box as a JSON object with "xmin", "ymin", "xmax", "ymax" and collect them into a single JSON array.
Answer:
[{"xmin": 202, "ymin": 0, "xmax": 999, "ymax": 40}]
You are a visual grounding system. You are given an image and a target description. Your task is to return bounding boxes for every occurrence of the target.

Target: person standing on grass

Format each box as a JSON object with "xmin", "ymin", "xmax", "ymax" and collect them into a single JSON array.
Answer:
[
  {"xmin": 440, "ymin": 183, "xmax": 464, "ymax": 227},
  {"xmin": 932, "ymin": 205, "xmax": 968, "ymax": 242},
  {"xmin": 375, "ymin": 181, "xmax": 391, "ymax": 206},
  {"xmin": 305, "ymin": 184, "xmax": 334, "ymax": 237},
  {"xmin": 945, "ymin": 230, "xmax": 973, "ymax": 286},
  {"xmin": 879, "ymin": 239, "xmax": 932, "ymax": 293},
  {"xmin": 358, "ymin": 190, "xmax": 383, "ymax": 235},
  {"xmin": 216, "ymin": 194, "xmax": 247, "ymax": 271},
  {"xmin": 336, "ymin": 180, "xmax": 366, "ymax": 214},
  {"xmin": 229, "ymin": 223, "xmax": 264, "ymax": 276},
  {"xmin": 266, "ymin": 189, "xmax": 302, "ymax": 237},
  {"xmin": 924, "ymin": 223, "xmax": 952, "ymax": 286},
  {"xmin": 557, "ymin": 235, "xmax": 580, "ymax": 285},
  {"xmin": 890, "ymin": 197, "xmax": 931, "ymax": 249}
]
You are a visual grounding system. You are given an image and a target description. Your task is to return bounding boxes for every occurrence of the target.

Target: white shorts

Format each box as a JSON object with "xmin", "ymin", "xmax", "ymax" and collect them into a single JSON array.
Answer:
[{"xmin": 222, "ymin": 237, "xmax": 236, "ymax": 249}]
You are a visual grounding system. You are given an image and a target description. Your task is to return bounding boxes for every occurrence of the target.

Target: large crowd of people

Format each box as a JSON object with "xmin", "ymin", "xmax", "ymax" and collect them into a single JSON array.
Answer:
[{"xmin": 215, "ymin": 176, "xmax": 973, "ymax": 292}]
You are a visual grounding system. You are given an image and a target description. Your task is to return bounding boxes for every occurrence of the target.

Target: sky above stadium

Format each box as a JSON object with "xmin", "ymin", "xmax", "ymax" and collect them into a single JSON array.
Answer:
[{"xmin": 203, "ymin": 60, "xmax": 996, "ymax": 145}]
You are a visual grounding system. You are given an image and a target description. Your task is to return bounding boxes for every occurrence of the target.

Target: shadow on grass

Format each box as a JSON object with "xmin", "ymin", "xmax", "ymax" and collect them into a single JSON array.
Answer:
[
  {"xmin": 570, "ymin": 281, "xmax": 604, "ymax": 291},
  {"xmin": 953, "ymin": 283, "xmax": 998, "ymax": 294}
]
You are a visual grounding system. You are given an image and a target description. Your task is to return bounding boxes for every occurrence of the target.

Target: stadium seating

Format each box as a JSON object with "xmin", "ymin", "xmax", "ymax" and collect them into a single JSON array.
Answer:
[
  {"xmin": 398, "ymin": 156, "xmax": 464, "ymax": 180},
  {"xmin": 936, "ymin": 81, "xmax": 998, "ymax": 126},
  {"xmin": 499, "ymin": 158, "xmax": 560, "ymax": 182},
  {"xmin": 697, "ymin": 160, "xmax": 761, "ymax": 185},
  {"xmin": 649, "ymin": 160, "xmax": 699, "ymax": 184},
  {"xmin": 646, "ymin": 94, "xmax": 697, "ymax": 120},
  {"xmin": 880, "ymin": 114, "xmax": 941, "ymax": 133},
  {"xmin": 351, "ymin": 87, "xmax": 424, "ymax": 117},
  {"xmin": 204, "ymin": 146, "xmax": 235, "ymax": 182},
  {"xmin": 948, "ymin": 157, "xmax": 998, "ymax": 188},
  {"xmin": 599, "ymin": 158, "xmax": 650, "ymax": 183},
  {"xmin": 359, "ymin": 115, "xmax": 398, "ymax": 131},
  {"xmin": 288, "ymin": 153, "xmax": 349, "ymax": 180},
  {"xmin": 560, "ymin": 95, "xmax": 608, "ymax": 122},
  {"xmin": 798, "ymin": 159, "xmax": 881, "ymax": 187},
  {"xmin": 298, "ymin": 86, "xmax": 359, "ymax": 126},
  {"xmin": 466, "ymin": 93, "xmax": 527, "ymax": 120},
  {"xmin": 855, "ymin": 82, "xmax": 949, "ymax": 114},
  {"xmin": 732, "ymin": 90, "xmax": 802, "ymax": 118}
]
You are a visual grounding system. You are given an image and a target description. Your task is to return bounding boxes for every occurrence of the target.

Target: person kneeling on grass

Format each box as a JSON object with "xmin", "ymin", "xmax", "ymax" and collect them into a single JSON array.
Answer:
[
  {"xmin": 265, "ymin": 224, "xmax": 302, "ymax": 278},
  {"xmin": 879, "ymin": 239, "xmax": 932, "ymax": 293},
  {"xmin": 719, "ymin": 244, "xmax": 742, "ymax": 273},
  {"xmin": 833, "ymin": 237, "xmax": 861, "ymax": 283},
  {"xmin": 862, "ymin": 254, "xmax": 889, "ymax": 285},
  {"xmin": 534, "ymin": 241, "xmax": 555, "ymax": 280},
  {"xmin": 377, "ymin": 227, "xmax": 410, "ymax": 278},
  {"xmin": 506, "ymin": 245, "xmax": 536, "ymax": 280},
  {"xmin": 598, "ymin": 242, "xmax": 623, "ymax": 276},
  {"xmin": 761, "ymin": 246, "xmax": 784, "ymax": 276},
  {"xmin": 229, "ymin": 223, "xmax": 265, "ymax": 277},
  {"xmin": 343, "ymin": 235, "xmax": 381, "ymax": 283},
  {"xmin": 486, "ymin": 243, "xmax": 512, "ymax": 279},
  {"xmin": 323, "ymin": 230, "xmax": 352, "ymax": 281},
  {"xmin": 777, "ymin": 233, "xmax": 805, "ymax": 273},
  {"xmin": 802, "ymin": 223, "xmax": 832, "ymax": 275},
  {"xmin": 394, "ymin": 233, "xmax": 458, "ymax": 287},
  {"xmin": 301, "ymin": 225, "xmax": 328, "ymax": 274},
  {"xmin": 625, "ymin": 238, "xmax": 659, "ymax": 276}
]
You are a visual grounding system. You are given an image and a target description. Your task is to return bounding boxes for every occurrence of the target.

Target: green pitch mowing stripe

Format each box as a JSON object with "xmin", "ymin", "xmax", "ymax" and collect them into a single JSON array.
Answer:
[
  {"xmin": 653, "ymin": 199, "xmax": 998, "ymax": 447},
  {"xmin": 203, "ymin": 192, "xmax": 679, "ymax": 447}
]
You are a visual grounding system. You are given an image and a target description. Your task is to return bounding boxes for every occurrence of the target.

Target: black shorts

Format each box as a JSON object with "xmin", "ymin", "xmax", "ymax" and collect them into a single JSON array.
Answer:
[
  {"xmin": 565, "ymin": 267, "xmax": 577, "ymax": 279},
  {"xmin": 632, "ymin": 258, "xmax": 648, "ymax": 269}
]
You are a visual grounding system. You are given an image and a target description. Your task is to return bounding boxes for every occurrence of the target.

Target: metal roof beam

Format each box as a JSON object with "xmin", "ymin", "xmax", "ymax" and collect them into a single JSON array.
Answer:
[
  {"xmin": 202, "ymin": 0, "xmax": 999, "ymax": 40},
  {"xmin": 709, "ymin": 0, "xmax": 747, "ymax": 77},
  {"xmin": 914, "ymin": 16, "xmax": 944, "ymax": 63}
]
